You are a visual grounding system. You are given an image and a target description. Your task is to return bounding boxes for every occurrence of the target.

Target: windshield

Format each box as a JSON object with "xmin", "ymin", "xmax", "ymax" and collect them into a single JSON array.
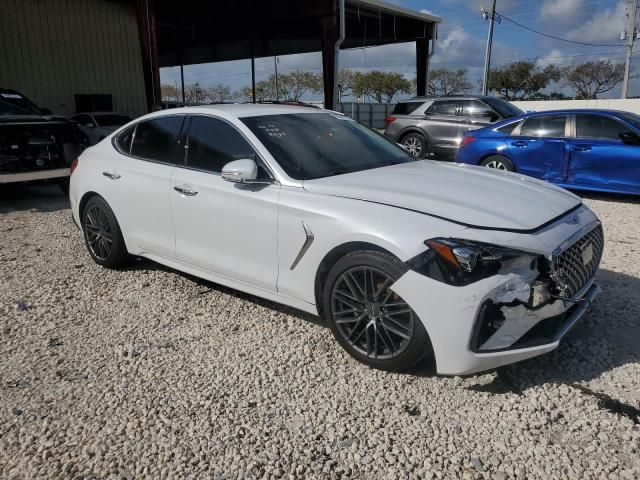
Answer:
[
  {"xmin": 0, "ymin": 91, "xmax": 44, "ymax": 115},
  {"xmin": 0, "ymin": 99, "xmax": 38, "ymax": 116},
  {"xmin": 241, "ymin": 113, "xmax": 413, "ymax": 180},
  {"xmin": 482, "ymin": 98, "xmax": 523, "ymax": 118},
  {"xmin": 94, "ymin": 114, "xmax": 132, "ymax": 127}
]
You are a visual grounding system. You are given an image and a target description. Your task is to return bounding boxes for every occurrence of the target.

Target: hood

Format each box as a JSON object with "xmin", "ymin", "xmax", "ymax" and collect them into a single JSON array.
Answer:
[{"xmin": 302, "ymin": 161, "xmax": 581, "ymax": 232}]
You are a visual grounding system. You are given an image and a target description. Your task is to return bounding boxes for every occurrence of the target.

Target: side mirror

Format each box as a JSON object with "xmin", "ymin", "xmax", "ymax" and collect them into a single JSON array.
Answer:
[
  {"xmin": 619, "ymin": 131, "xmax": 640, "ymax": 145},
  {"xmin": 221, "ymin": 158, "xmax": 258, "ymax": 183},
  {"xmin": 85, "ymin": 122, "xmax": 95, "ymax": 128}
]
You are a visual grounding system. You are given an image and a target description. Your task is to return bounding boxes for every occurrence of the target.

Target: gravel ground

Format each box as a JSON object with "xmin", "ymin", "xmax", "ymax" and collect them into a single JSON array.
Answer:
[{"xmin": 1, "ymin": 184, "xmax": 639, "ymax": 480}]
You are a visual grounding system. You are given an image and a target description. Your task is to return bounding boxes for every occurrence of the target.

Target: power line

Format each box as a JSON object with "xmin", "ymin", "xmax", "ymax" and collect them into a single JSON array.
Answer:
[{"xmin": 498, "ymin": 12, "xmax": 626, "ymax": 47}]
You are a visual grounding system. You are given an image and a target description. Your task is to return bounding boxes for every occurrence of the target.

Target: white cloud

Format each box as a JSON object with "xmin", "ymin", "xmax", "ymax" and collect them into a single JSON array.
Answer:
[
  {"xmin": 540, "ymin": 0, "xmax": 584, "ymax": 19},
  {"xmin": 566, "ymin": 1, "xmax": 628, "ymax": 44},
  {"xmin": 536, "ymin": 49, "xmax": 568, "ymax": 68}
]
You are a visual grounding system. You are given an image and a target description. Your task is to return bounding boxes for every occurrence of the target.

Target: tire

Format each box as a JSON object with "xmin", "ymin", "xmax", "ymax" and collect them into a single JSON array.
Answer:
[
  {"xmin": 480, "ymin": 155, "xmax": 514, "ymax": 172},
  {"xmin": 322, "ymin": 250, "xmax": 432, "ymax": 371},
  {"xmin": 400, "ymin": 132, "xmax": 428, "ymax": 159},
  {"xmin": 81, "ymin": 196, "xmax": 129, "ymax": 268}
]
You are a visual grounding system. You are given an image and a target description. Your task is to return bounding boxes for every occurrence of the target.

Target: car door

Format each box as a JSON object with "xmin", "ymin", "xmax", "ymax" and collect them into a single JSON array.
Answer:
[
  {"xmin": 170, "ymin": 115, "xmax": 280, "ymax": 291},
  {"xmin": 102, "ymin": 115, "xmax": 185, "ymax": 258},
  {"xmin": 567, "ymin": 113, "xmax": 640, "ymax": 193},
  {"xmin": 459, "ymin": 99, "xmax": 500, "ymax": 132},
  {"xmin": 423, "ymin": 99, "xmax": 463, "ymax": 157},
  {"xmin": 507, "ymin": 114, "xmax": 569, "ymax": 182}
]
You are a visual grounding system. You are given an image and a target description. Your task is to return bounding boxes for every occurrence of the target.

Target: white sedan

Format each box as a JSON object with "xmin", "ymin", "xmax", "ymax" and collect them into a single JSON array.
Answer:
[{"xmin": 69, "ymin": 104, "xmax": 603, "ymax": 374}]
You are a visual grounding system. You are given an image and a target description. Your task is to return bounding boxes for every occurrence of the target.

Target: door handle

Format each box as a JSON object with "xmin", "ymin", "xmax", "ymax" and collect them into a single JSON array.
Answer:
[
  {"xmin": 572, "ymin": 144, "xmax": 592, "ymax": 152},
  {"xmin": 173, "ymin": 186, "xmax": 198, "ymax": 196},
  {"xmin": 102, "ymin": 171, "xmax": 121, "ymax": 180},
  {"xmin": 511, "ymin": 141, "xmax": 528, "ymax": 148}
]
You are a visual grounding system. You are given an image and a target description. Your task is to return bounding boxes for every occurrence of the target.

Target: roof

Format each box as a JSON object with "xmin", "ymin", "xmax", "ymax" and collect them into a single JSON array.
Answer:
[
  {"xmin": 406, "ymin": 96, "xmax": 500, "ymax": 102},
  {"xmin": 350, "ymin": 0, "xmax": 442, "ymax": 24},
  {"xmin": 516, "ymin": 109, "xmax": 638, "ymax": 116},
  {"xmin": 148, "ymin": 103, "xmax": 330, "ymax": 119}
]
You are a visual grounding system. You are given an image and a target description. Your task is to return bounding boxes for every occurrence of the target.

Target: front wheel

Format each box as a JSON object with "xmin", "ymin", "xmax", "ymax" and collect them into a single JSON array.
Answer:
[
  {"xmin": 481, "ymin": 155, "xmax": 514, "ymax": 171},
  {"xmin": 82, "ymin": 196, "xmax": 129, "ymax": 268},
  {"xmin": 322, "ymin": 250, "xmax": 432, "ymax": 371}
]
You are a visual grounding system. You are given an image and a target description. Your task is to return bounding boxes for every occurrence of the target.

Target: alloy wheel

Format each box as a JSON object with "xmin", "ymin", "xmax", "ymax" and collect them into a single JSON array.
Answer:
[
  {"xmin": 484, "ymin": 159, "xmax": 508, "ymax": 170},
  {"xmin": 84, "ymin": 205, "xmax": 113, "ymax": 261},
  {"xmin": 402, "ymin": 136, "xmax": 422, "ymax": 157},
  {"xmin": 331, "ymin": 266, "xmax": 415, "ymax": 359}
]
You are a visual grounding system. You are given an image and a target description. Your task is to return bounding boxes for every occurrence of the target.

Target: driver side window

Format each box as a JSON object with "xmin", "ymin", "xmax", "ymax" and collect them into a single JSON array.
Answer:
[
  {"xmin": 576, "ymin": 114, "xmax": 627, "ymax": 141},
  {"xmin": 185, "ymin": 116, "xmax": 269, "ymax": 178}
]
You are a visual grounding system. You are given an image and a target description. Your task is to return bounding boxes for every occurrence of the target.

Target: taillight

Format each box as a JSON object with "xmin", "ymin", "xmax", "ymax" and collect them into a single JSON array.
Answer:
[
  {"xmin": 384, "ymin": 116, "xmax": 397, "ymax": 128},
  {"xmin": 70, "ymin": 158, "xmax": 79, "ymax": 174},
  {"xmin": 460, "ymin": 136, "xmax": 476, "ymax": 148}
]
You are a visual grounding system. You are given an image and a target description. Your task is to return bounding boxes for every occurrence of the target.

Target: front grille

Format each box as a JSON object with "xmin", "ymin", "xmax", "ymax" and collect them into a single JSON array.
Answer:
[{"xmin": 552, "ymin": 224, "xmax": 604, "ymax": 297}]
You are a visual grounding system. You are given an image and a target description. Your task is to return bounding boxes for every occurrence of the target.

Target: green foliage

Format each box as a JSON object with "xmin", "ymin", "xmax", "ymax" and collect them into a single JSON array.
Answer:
[
  {"xmin": 488, "ymin": 61, "xmax": 562, "ymax": 100},
  {"xmin": 427, "ymin": 68, "xmax": 472, "ymax": 96},
  {"xmin": 564, "ymin": 60, "xmax": 625, "ymax": 99},
  {"xmin": 352, "ymin": 70, "xmax": 412, "ymax": 103},
  {"xmin": 254, "ymin": 69, "xmax": 322, "ymax": 102}
]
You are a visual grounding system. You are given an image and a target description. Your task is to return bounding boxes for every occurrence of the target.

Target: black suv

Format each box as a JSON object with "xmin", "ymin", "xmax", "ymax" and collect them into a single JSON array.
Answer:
[{"xmin": 383, "ymin": 96, "xmax": 523, "ymax": 159}]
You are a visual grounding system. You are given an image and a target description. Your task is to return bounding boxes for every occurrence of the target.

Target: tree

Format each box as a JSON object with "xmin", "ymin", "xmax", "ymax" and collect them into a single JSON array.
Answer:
[
  {"xmin": 352, "ymin": 71, "xmax": 412, "ymax": 103},
  {"xmin": 488, "ymin": 61, "xmax": 562, "ymax": 100},
  {"xmin": 253, "ymin": 70, "xmax": 322, "ymax": 102},
  {"xmin": 234, "ymin": 86, "xmax": 254, "ymax": 102},
  {"xmin": 209, "ymin": 83, "xmax": 232, "ymax": 103},
  {"xmin": 184, "ymin": 82, "xmax": 209, "ymax": 103},
  {"xmin": 278, "ymin": 69, "xmax": 322, "ymax": 101},
  {"xmin": 337, "ymin": 69, "xmax": 358, "ymax": 100},
  {"xmin": 161, "ymin": 83, "xmax": 178, "ymax": 101},
  {"xmin": 426, "ymin": 68, "xmax": 472, "ymax": 96},
  {"xmin": 564, "ymin": 60, "xmax": 625, "ymax": 99}
]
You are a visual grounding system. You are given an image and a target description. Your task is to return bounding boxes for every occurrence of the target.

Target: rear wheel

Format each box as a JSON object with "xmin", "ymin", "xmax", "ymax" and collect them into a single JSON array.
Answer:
[
  {"xmin": 322, "ymin": 250, "xmax": 431, "ymax": 371},
  {"xmin": 82, "ymin": 196, "xmax": 129, "ymax": 268},
  {"xmin": 481, "ymin": 155, "xmax": 514, "ymax": 171},
  {"xmin": 401, "ymin": 132, "xmax": 428, "ymax": 159}
]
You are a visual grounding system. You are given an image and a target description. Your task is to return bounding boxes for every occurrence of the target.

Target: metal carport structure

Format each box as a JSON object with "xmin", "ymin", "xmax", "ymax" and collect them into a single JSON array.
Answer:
[{"xmin": 137, "ymin": 0, "xmax": 440, "ymax": 110}]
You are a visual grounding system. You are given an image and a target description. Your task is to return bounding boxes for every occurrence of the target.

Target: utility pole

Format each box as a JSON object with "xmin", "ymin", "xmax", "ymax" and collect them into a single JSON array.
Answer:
[
  {"xmin": 481, "ymin": 0, "xmax": 497, "ymax": 96},
  {"xmin": 274, "ymin": 56, "xmax": 280, "ymax": 102},
  {"xmin": 622, "ymin": 0, "xmax": 638, "ymax": 98}
]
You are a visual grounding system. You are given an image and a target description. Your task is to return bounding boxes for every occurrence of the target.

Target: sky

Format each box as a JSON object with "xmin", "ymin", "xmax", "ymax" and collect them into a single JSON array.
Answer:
[{"xmin": 159, "ymin": 0, "xmax": 639, "ymax": 101}]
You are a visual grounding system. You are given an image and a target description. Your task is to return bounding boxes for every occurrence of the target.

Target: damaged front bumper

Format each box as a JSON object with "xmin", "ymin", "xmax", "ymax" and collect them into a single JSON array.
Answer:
[{"xmin": 391, "ymin": 269, "xmax": 601, "ymax": 376}]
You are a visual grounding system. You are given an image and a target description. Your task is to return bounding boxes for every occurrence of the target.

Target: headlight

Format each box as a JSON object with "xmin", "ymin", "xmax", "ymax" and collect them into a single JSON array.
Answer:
[{"xmin": 408, "ymin": 238, "xmax": 540, "ymax": 286}]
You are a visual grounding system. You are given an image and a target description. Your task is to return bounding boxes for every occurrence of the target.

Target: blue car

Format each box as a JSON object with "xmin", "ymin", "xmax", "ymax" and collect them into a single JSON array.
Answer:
[{"xmin": 455, "ymin": 109, "xmax": 640, "ymax": 195}]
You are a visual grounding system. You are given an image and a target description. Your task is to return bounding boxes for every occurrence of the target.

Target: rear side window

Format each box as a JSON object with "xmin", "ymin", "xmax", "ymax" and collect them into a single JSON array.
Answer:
[
  {"xmin": 130, "ymin": 116, "xmax": 185, "ymax": 163},
  {"xmin": 391, "ymin": 102, "xmax": 425, "ymax": 115},
  {"xmin": 520, "ymin": 115, "xmax": 566, "ymax": 137},
  {"xmin": 496, "ymin": 122, "xmax": 520, "ymax": 135},
  {"xmin": 186, "ymin": 116, "xmax": 257, "ymax": 173},
  {"xmin": 115, "ymin": 125, "xmax": 135, "ymax": 153},
  {"xmin": 576, "ymin": 114, "xmax": 627, "ymax": 141},
  {"xmin": 461, "ymin": 100, "xmax": 495, "ymax": 118},
  {"xmin": 426, "ymin": 100, "xmax": 460, "ymax": 116}
]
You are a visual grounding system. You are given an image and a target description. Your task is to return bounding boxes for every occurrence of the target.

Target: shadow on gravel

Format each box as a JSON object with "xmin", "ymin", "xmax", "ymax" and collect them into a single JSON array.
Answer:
[
  {"xmin": 124, "ymin": 258, "xmax": 640, "ymax": 391},
  {"xmin": 124, "ymin": 257, "xmax": 326, "ymax": 328},
  {"xmin": 572, "ymin": 190, "xmax": 640, "ymax": 205},
  {"xmin": 0, "ymin": 184, "xmax": 69, "ymax": 214}
]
